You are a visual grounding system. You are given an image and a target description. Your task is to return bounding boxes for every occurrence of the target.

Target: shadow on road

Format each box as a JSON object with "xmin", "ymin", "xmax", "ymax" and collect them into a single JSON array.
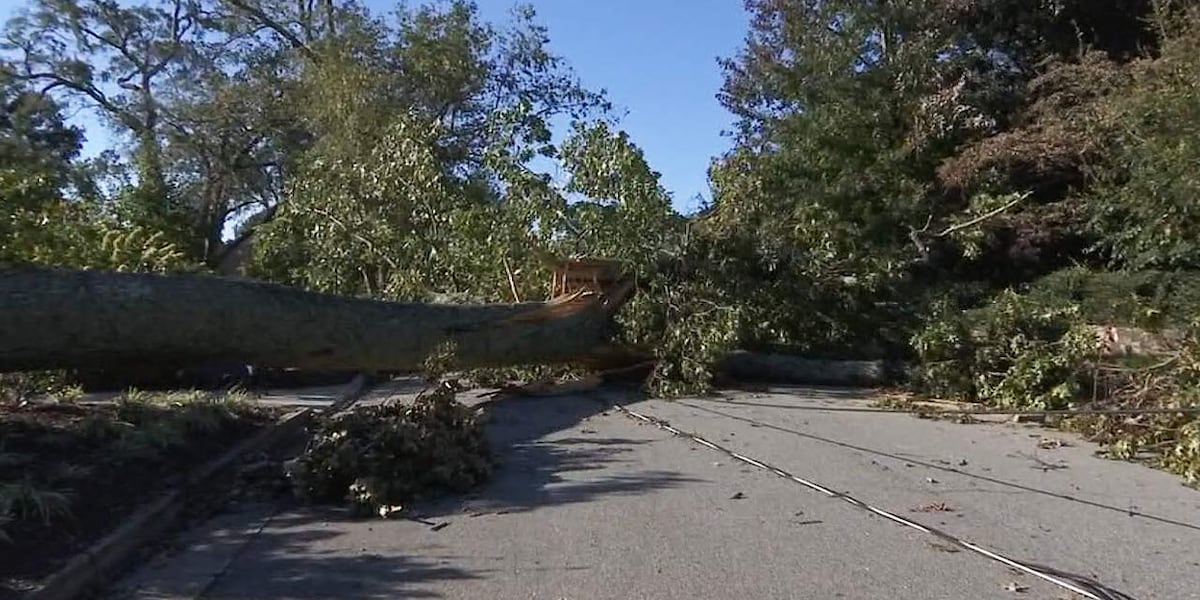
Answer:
[
  {"xmin": 106, "ymin": 387, "xmax": 697, "ymax": 600},
  {"xmin": 407, "ymin": 389, "xmax": 704, "ymax": 517},
  {"xmin": 104, "ymin": 506, "xmax": 487, "ymax": 600},
  {"xmin": 213, "ymin": 511, "xmax": 486, "ymax": 600}
]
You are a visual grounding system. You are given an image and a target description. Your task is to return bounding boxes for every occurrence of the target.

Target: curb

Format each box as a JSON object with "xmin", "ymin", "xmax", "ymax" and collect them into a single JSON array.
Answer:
[{"xmin": 22, "ymin": 374, "xmax": 372, "ymax": 600}]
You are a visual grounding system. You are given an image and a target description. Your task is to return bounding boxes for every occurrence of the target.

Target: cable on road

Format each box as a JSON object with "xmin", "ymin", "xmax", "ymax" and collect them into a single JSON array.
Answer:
[
  {"xmin": 695, "ymin": 396, "xmax": 1200, "ymax": 417},
  {"xmin": 608, "ymin": 402, "xmax": 1136, "ymax": 600},
  {"xmin": 679, "ymin": 400, "xmax": 1200, "ymax": 533}
]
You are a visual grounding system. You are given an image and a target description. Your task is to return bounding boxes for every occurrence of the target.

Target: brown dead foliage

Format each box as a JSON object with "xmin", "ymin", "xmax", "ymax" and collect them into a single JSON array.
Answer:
[{"xmin": 937, "ymin": 53, "xmax": 1130, "ymax": 197}]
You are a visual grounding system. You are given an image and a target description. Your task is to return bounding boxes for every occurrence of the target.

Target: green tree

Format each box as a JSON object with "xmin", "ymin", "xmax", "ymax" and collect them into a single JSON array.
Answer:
[
  {"xmin": 1, "ymin": 69, "xmax": 186, "ymax": 272},
  {"xmin": 2, "ymin": 0, "xmax": 204, "ymax": 254},
  {"xmin": 1085, "ymin": 6, "xmax": 1200, "ymax": 270},
  {"xmin": 249, "ymin": 1, "xmax": 611, "ymax": 302}
]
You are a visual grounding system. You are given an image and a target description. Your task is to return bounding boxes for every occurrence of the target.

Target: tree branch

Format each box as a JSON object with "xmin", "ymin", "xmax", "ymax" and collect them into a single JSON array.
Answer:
[
  {"xmin": 933, "ymin": 192, "xmax": 1028, "ymax": 238},
  {"xmin": 23, "ymin": 70, "xmax": 143, "ymax": 132},
  {"xmin": 908, "ymin": 192, "xmax": 1029, "ymax": 260},
  {"xmin": 222, "ymin": 0, "xmax": 319, "ymax": 62}
]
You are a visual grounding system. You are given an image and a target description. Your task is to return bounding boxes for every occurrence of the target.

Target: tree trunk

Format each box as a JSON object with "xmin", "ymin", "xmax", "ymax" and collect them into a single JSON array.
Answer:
[
  {"xmin": 718, "ymin": 351, "xmax": 904, "ymax": 387},
  {"xmin": 0, "ymin": 267, "xmax": 633, "ymax": 374}
]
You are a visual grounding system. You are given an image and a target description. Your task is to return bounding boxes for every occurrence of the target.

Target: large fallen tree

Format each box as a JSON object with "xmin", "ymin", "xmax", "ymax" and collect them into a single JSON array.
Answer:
[{"xmin": 0, "ymin": 267, "xmax": 635, "ymax": 374}]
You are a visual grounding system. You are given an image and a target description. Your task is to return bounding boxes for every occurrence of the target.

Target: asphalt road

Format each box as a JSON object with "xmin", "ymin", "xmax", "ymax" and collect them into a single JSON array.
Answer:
[{"xmin": 106, "ymin": 383, "xmax": 1200, "ymax": 600}]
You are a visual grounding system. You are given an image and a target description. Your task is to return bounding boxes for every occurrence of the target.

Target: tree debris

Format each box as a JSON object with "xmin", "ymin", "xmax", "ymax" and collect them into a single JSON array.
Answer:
[{"xmin": 287, "ymin": 381, "xmax": 492, "ymax": 516}]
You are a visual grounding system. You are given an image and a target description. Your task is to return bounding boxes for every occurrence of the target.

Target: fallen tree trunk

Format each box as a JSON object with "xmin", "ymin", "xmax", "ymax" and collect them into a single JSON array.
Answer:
[
  {"xmin": 0, "ymin": 267, "xmax": 634, "ymax": 374},
  {"xmin": 718, "ymin": 351, "xmax": 906, "ymax": 387}
]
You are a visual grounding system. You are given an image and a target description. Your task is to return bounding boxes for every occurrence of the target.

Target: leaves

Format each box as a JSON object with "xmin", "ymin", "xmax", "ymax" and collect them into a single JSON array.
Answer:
[
  {"xmin": 913, "ymin": 289, "xmax": 1094, "ymax": 408},
  {"xmin": 290, "ymin": 381, "xmax": 492, "ymax": 514},
  {"xmin": 1084, "ymin": 13, "xmax": 1200, "ymax": 271}
]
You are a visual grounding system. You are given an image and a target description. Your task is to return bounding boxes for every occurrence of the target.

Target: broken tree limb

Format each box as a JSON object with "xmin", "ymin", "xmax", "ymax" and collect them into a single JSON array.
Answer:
[{"xmin": 0, "ymin": 267, "xmax": 635, "ymax": 374}]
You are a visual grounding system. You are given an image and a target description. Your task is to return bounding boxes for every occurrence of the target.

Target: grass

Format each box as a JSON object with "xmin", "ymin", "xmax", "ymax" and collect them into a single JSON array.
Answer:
[{"xmin": 0, "ymin": 384, "xmax": 271, "ymax": 547}]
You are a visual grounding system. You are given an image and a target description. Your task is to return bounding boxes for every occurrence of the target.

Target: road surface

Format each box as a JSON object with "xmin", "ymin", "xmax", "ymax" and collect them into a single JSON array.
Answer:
[{"xmin": 105, "ymin": 383, "xmax": 1200, "ymax": 600}]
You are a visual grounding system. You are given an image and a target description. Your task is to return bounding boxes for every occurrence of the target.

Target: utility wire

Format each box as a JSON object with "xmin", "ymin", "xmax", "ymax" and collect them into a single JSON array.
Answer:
[
  {"xmin": 695, "ymin": 396, "xmax": 1200, "ymax": 417},
  {"xmin": 609, "ymin": 400, "xmax": 1136, "ymax": 600}
]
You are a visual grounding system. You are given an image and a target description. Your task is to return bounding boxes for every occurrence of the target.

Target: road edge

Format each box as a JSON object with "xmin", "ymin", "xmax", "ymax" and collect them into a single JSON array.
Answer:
[{"xmin": 22, "ymin": 373, "xmax": 371, "ymax": 600}]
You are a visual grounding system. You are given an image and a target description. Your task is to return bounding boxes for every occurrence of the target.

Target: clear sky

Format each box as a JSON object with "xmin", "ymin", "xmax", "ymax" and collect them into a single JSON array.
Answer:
[
  {"xmin": 469, "ymin": 1, "xmax": 750, "ymax": 214},
  {"xmin": 2, "ymin": 1, "xmax": 750, "ymax": 214}
]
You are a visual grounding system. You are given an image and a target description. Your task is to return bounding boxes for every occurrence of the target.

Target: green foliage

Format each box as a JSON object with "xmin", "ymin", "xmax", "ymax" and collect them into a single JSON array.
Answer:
[
  {"xmin": 1164, "ymin": 420, "xmax": 1200, "ymax": 486},
  {"xmin": 252, "ymin": 113, "xmax": 479, "ymax": 298},
  {"xmin": 913, "ymin": 290, "xmax": 1095, "ymax": 409},
  {"xmin": 0, "ymin": 371, "xmax": 81, "ymax": 404},
  {"xmin": 622, "ymin": 276, "xmax": 741, "ymax": 397},
  {"xmin": 1024, "ymin": 268, "xmax": 1200, "ymax": 329},
  {"xmin": 713, "ymin": 0, "xmax": 976, "ymax": 280},
  {"xmin": 2, "ymin": 62, "xmax": 197, "ymax": 274},
  {"xmin": 914, "ymin": 279, "xmax": 1200, "ymax": 483},
  {"xmin": 1086, "ymin": 9, "xmax": 1200, "ymax": 270},
  {"xmin": 289, "ymin": 382, "xmax": 491, "ymax": 514},
  {"xmin": 0, "ymin": 75, "xmax": 81, "ymax": 182},
  {"xmin": 249, "ymin": 2, "xmax": 609, "ymax": 304},
  {"xmin": 95, "ymin": 224, "xmax": 191, "ymax": 273},
  {"xmin": 2, "ymin": 190, "xmax": 194, "ymax": 273},
  {"xmin": 103, "ymin": 390, "xmax": 258, "ymax": 462}
]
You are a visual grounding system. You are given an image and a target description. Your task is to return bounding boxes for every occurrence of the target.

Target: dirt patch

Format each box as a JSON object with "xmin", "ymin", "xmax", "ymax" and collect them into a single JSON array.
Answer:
[{"xmin": 0, "ymin": 393, "xmax": 278, "ymax": 599}]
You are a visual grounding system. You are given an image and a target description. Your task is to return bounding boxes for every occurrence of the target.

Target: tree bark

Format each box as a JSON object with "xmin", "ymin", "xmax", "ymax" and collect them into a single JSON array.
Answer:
[
  {"xmin": 718, "ymin": 351, "xmax": 905, "ymax": 387},
  {"xmin": 0, "ymin": 267, "xmax": 632, "ymax": 374}
]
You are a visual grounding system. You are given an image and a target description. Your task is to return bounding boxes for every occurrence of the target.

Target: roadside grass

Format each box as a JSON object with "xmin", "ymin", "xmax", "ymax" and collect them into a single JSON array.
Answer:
[{"xmin": 0, "ymin": 379, "xmax": 274, "ymax": 594}]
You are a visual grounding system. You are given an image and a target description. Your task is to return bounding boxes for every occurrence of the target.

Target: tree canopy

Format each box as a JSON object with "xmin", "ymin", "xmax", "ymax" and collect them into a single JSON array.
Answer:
[{"xmin": 4, "ymin": 1, "xmax": 1200, "ymax": 481}]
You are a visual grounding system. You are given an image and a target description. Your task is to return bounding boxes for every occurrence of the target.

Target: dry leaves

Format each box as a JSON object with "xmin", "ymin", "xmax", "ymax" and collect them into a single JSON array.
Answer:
[
  {"xmin": 911, "ymin": 502, "xmax": 955, "ymax": 513},
  {"xmin": 1003, "ymin": 581, "xmax": 1030, "ymax": 593},
  {"xmin": 1037, "ymin": 437, "xmax": 1072, "ymax": 449}
]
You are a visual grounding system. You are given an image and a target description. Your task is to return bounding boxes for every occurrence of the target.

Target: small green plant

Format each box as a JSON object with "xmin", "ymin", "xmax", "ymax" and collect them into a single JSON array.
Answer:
[
  {"xmin": 0, "ymin": 480, "xmax": 73, "ymax": 527},
  {"xmin": 1163, "ymin": 421, "xmax": 1200, "ymax": 486}
]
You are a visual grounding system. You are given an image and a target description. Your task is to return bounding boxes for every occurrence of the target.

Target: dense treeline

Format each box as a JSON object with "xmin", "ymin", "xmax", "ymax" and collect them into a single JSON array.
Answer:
[{"xmin": 2, "ymin": 1, "xmax": 1198, "ymax": 482}]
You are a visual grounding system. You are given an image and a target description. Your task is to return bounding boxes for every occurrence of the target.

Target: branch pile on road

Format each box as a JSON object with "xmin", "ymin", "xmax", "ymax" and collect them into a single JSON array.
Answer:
[{"xmin": 286, "ymin": 381, "xmax": 493, "ymax": 516}]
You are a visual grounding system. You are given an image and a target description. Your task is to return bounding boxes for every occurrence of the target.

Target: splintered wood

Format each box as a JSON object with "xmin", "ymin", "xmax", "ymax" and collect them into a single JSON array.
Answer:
[
  {"xmin": 501, "ymin": 257, "xmax": 633, "ymax": 325},
  {"xmin": 549, "ymin": 257, "xmax": 624, "ymax": 299}
]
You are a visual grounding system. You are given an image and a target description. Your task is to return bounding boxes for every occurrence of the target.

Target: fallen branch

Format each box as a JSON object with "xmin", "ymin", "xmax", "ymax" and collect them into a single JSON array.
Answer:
[
  {"xmin": 934, "ymin": 192, "xmax": 1028, "ymax": 238},
  {"xmin": 909, "ymin": 192, "xmax": 1029, "ymax": 260}
]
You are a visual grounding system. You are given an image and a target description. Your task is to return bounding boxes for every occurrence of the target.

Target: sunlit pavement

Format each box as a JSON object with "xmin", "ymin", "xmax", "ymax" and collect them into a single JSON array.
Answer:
[{"xmin": 107, "ymin": 383, "xmax": 1200, "ymax": 600}]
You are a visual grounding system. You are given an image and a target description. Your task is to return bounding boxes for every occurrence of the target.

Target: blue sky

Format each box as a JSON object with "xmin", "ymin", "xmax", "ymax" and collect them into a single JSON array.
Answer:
[
  {"xmin": 2, "ymin": 1, "xmax": 749, "ymax": 214},
  {"xmin": 470, "ymin": 1, "xmax": 749, "ymax": 213}
]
